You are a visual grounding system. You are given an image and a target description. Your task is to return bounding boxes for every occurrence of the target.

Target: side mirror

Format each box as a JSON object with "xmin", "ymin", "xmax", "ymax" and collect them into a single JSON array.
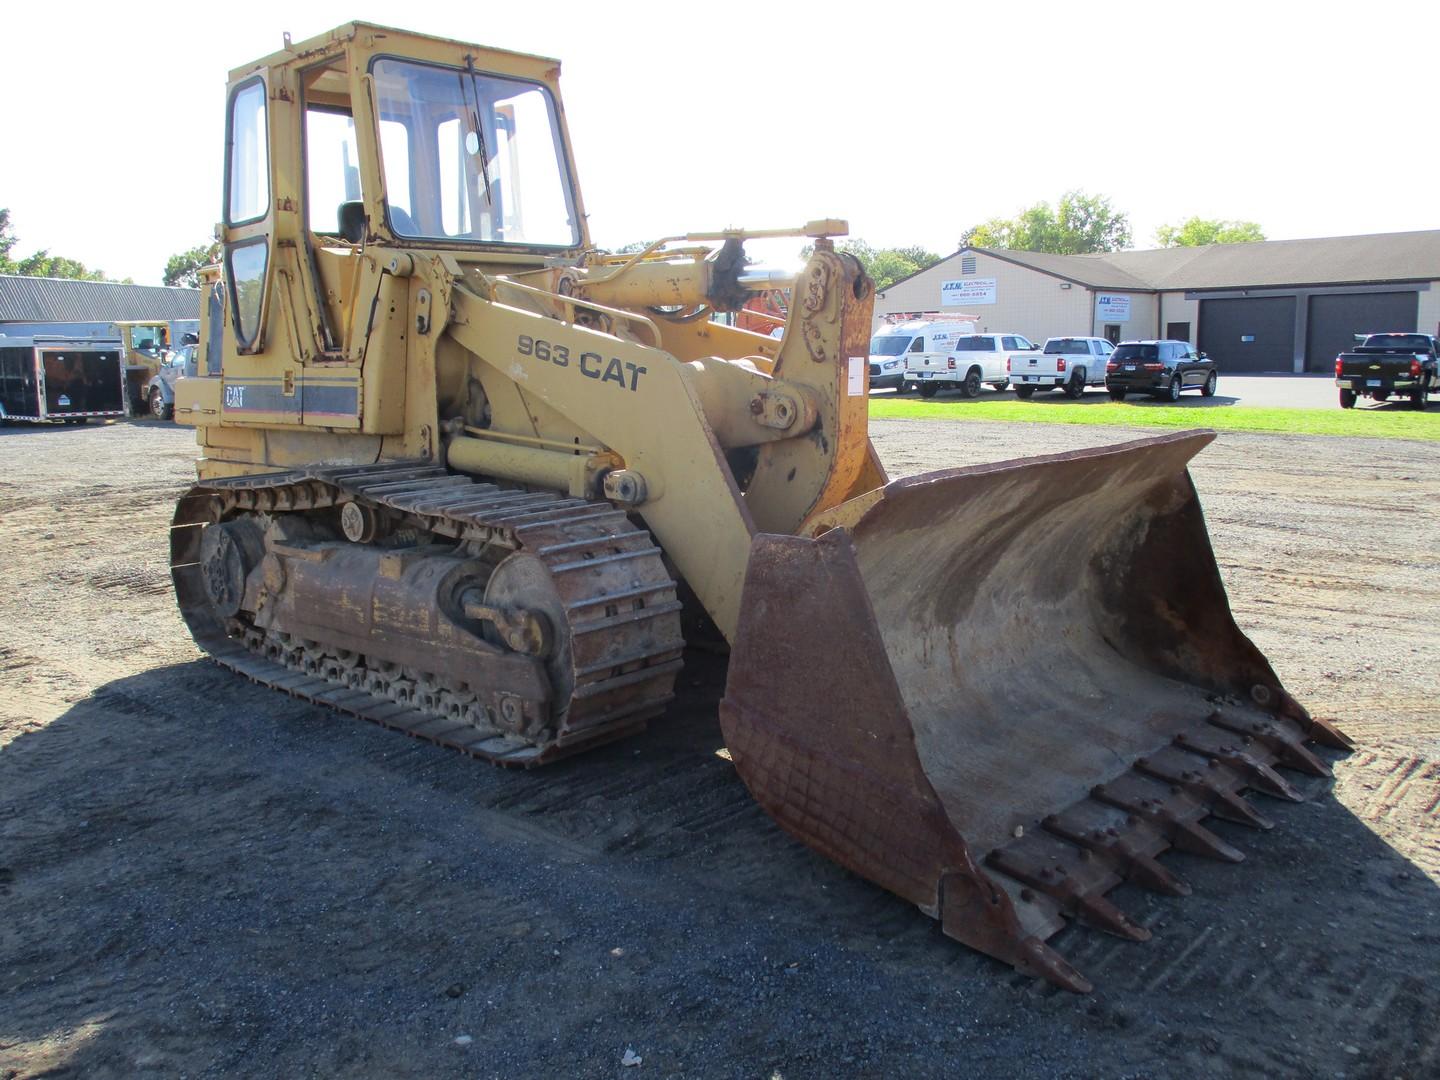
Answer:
[{"xmin": 1199, "ymin": 352, "xmax": 1209, "ymax": 360}]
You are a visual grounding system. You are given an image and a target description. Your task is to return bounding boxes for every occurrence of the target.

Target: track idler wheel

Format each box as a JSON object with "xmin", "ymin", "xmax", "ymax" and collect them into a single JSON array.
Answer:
[{"xmin": 198, "ymin": 520, "xmax": 265, "ymax": 618}]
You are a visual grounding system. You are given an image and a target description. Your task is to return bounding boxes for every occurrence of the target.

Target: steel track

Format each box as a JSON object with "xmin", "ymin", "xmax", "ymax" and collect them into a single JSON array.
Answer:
[{"xmin": 171, "ymin": 461, "xmax": 684, "ymax": 766}]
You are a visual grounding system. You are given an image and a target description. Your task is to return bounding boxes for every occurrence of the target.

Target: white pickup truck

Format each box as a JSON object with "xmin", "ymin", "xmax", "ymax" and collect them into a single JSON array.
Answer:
[
  {"xmin": 1010, "ymin": 336, "xmax": 1115, "ymax": 399},
  {"xmin": 907, "ymin": 332, "xmax": 1040, "ymax": 398}
]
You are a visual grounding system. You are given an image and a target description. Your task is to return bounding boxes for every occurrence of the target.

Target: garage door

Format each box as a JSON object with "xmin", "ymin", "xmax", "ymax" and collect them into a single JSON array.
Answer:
[
  {"xmin": 1304, "ymin": 291, "xmax": 1419, "ymax": 372},
  {"xmin": 1198, "ymin": 297, "xmax": 1296, "ymax": 373}
]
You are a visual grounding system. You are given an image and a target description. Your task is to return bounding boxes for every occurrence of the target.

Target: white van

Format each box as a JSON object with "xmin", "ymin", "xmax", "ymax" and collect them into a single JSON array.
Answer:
[{"xmin": 868, "ymin": 319, "xmax": 977, "ymax": 391}]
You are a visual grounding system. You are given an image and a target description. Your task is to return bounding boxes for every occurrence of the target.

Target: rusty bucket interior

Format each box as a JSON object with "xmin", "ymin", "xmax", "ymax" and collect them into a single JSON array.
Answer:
[{"xmin": 719, "ymin": 431, "xmax": 1351, "ymax": 991}]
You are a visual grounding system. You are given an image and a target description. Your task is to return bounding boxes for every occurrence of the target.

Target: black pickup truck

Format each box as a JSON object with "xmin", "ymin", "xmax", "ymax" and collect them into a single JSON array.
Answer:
[{"xmin": 1335, "ymin": 333, "xmax": 1439, "ymax": 409}]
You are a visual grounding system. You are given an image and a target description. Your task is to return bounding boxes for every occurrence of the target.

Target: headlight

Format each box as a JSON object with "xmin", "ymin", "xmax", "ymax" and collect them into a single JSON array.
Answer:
[{"xmin": 884, "ymin": 360, "xmax": 901, "ymax": 369}]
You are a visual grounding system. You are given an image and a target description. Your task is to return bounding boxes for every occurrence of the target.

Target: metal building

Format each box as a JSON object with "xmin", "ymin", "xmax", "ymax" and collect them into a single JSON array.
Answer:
[
  {"xmin": 875, "ymin": 230, "xmax": 1440, "ymax": 373},
  {"xmin": 0, "ymin": 274, "xmax": 201, "ymax": 342}
]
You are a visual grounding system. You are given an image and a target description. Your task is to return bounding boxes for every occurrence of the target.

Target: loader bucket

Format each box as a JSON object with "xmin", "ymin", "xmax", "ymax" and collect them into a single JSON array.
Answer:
[{"xmin": 719, "ymin": 431, "xmax": 1351, "ymax": 992}]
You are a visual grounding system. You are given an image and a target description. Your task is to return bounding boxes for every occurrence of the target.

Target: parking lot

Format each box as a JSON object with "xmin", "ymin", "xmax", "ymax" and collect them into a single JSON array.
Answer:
[{"xmin": 878, "ymin": 373, "xmax": 1352, "ymax": 410}]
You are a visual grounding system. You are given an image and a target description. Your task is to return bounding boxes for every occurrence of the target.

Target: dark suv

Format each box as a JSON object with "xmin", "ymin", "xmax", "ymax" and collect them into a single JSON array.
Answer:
[{"xmin": 1105, "ymin": 340, "xmax": 1217, "ymax": 401}]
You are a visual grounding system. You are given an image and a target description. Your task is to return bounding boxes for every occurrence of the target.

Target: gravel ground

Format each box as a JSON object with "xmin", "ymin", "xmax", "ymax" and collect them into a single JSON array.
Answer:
[{"xmin": 1, "ymin": 417, "xmax": 1437, "ymax": 1079}]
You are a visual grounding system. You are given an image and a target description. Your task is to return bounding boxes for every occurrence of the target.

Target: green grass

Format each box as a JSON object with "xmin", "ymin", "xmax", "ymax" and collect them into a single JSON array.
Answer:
[{"xmin": 868, "ymin": 396, "xmax": 1440, "ymax": 441}]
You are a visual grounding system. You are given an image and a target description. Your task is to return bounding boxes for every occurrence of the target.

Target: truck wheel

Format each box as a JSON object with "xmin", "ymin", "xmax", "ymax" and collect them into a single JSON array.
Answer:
[
  {"xmin": 959, "ymin": 369, "xmax": 982, "ymax": 398},
  {"xmin": 918, "ymin": 383, "xmax": 939, "ymax": 399},
  {"xmin": 1164, "ymin": 375, "xmax": 1182, "ymax": 402},
  {"xmin": 1062, "ymin": 370, "xmax": 1085, "ymax": 398},
  {"xmin": 991, "ymin": 380, "xmax": 1009, "ymax": 392},
  {"xmin": 1014, "ymin": 386, "xmax": 1036, "ymax": 400},
  {"xmin": 1338, "ymin": 389, "xmax": 1357, "ymax": 409},
  {"xmin": 1373, "ymin": 390, "xmax": 1389, "ymax": 401},
  {"xmin": 1411, "ymin": 387, "xmax": 1427, "ymax": 410},
  {"xmin": 1200, "ymin": 371, "xmax": 1217, "ymax": 397},
  {"xmin": 150, "ymin": 388, "xmax": 173, "ymax": 421},
  {"xmin": 1108, "ymin": 388, "xmax": 1126, "ymax": 401}
]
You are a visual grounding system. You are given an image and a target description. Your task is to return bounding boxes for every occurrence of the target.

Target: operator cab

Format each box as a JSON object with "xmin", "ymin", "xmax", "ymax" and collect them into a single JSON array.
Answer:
[{"xmin": 290, "ymin": 47, "xmax": 581, "ymax": 250}]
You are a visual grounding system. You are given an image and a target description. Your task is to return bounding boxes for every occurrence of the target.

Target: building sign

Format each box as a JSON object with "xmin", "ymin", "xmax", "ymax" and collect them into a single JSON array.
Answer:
[
  {"xmin": 1095, "ymin": 294, "xmax": 1131, "ymax": 322},
  {"xmin": 942, "ymin": 278, "xmax": 997, "ymax": 306}
]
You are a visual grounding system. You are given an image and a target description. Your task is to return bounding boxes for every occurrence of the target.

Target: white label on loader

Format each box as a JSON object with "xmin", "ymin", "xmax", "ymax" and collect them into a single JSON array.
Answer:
[{"xmin": 848, "ymin": 357, "xmax": 865, "ymax": 396}]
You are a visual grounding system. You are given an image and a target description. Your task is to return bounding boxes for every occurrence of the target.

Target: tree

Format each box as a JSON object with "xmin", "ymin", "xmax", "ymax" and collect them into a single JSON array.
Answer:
[
  {"xmin": 960, "ymin": 191, "xmax": 1131, "ymax": 254},
  {"xmin": 0, "ymin": 207, "xmax": 119, "ymax": 281},
  {"xmin": 1155, "ymin": 217, "xmax": 1265, "ymax": 247},
  {"xmin": 803, "ymin": 239, "xmax": 943, "ymax": 291},
  {"xmin": 0, "ymin": 208, "xmax": 17, "ymax": 270},
  {"xmin": 163, "ymin": 242, "xmax": 222, "ymax": 288}
]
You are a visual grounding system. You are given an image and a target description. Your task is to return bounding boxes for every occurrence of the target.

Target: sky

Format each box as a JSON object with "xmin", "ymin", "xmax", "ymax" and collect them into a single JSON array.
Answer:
[{"xmin": 1, "ymin": 0, "xmax": 1433, "ymax": 285}]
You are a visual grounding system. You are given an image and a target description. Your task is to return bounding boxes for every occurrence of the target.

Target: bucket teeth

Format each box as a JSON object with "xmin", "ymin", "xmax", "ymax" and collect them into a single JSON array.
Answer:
[
  {"xmin": 1040, "ymin": 814, "xmax": 1191, "ymax": 897},
  {"xmin": 1277, "ymin": 690, "xmax": 1356, "ymax": 751},
  {"xmin": 986, "ymin": 838, "xmax": 1149, "ymax": 942},
  {"xmin": 1303, "ymin": 714, "xmax": 1355, "ymax": 751},
  {"xmin": 1071, "ymin": 891, "xmax": 1151, "ymax": 942},
  {"xmin": 1014, "ymin": 938, "xmax": 1094, "ymax": 995},
  {"xmin": 1107, "ymin": 844, "xmax": 1190, "ymax": 898},
  {"xmin": 1090, "ymin": 780, "xmax": 1245, "ymax": 863},
  {"xmin": 1173, "ymin": 730, "xmax": 1305, "ymax": 802},
  {"xmin": 1135, "ymin": 748, "xmax": 1274, "ymax": 830},
  {"xmin": 1207, "ymin": 711, "xmax": 1332, "ymax": 778}
]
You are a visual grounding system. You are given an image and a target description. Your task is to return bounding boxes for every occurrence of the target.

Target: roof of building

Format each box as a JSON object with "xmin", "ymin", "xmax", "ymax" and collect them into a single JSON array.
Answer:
[
  {"xmin": 964, "ymin": 248, "xmax": 1155, "ymax": 290},
  {"xmin": 0, "ymin": 274, "xmax": 200, "ymax": 324},
  {"xmin": 885, "ymin": 230, "xmax": 1440, "ymax": 295},
  {"xmin": 1113, "ymin": 229, "xmax": 1440, "ymax": 290}
]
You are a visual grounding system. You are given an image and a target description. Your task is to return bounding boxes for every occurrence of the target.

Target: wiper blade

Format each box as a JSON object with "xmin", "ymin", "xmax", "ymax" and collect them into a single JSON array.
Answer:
[{"xmin": 461, "ymin": 56, "xmax": 493, "ymax": 208}]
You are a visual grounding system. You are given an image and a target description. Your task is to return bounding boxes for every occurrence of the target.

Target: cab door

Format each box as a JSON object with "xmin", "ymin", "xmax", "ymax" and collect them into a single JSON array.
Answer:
[
  {"xmin": 219, "ymin": 75, "xmax": 306, "ymax": 425},
  {"xmin": 223, "ymin": 77, "xmax": 274, "ymax": 361}
]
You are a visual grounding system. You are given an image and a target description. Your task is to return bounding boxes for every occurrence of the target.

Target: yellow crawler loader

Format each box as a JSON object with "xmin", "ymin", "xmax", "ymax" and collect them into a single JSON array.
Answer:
[{"xmin": 172, "ymin": 22, "xmax": 1350, "ymax": 992}]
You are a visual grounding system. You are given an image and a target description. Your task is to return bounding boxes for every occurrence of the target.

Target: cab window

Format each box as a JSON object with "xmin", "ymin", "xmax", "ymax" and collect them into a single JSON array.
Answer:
[
  {"xmin": 908, "ymin": 337, "xmax": 924, "ymax": 353},
  {"xmin": 227, "ymin": 80, "xmax": 269, "ymax": 225},
  {"xmin": 306, "ymin": 108, "xmax": 361, "ymax": 234},
  {"xmin": 370, "ymin": 58, "xmax": 579, "ymax": 247}
]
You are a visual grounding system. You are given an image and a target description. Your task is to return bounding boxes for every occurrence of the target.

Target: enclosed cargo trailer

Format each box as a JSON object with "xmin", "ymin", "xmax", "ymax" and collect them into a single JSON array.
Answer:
[{"xmin": 0, "ymin": 337, "xmax": 126, "ymax": 424}]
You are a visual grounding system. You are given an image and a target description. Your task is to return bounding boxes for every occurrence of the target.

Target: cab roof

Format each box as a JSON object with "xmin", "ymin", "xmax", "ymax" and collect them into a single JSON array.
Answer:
[{"xmin": 229, "ymin": 21, "xmax": 561, "ymax": 81}]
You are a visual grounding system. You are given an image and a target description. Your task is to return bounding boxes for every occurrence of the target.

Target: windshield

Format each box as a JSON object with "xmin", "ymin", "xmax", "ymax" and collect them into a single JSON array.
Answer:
[
  {"xmin": 371, "ymin": 58, "xmax": 579, "ymax": 247},
  {"xmin": 1044, "ymin": 339, "xmax": 1086, "ymax": 354},
  {"xmin": 870, "ymin": 335, "xmax": 912, "ymax": 356},
  {"xmin": 127, "ymin": 326, "xmax": 166, "ymax": 355},
  {"xmin": 1363, "ymin": 334, "xmax": 1431, "ymax": 350},
  {"xmin": 953, "ymin": 336, "xmax": 996, "ymax": 352},
  {"xmin": 1112, "ymin": 344, "xmax": 1158, "ymax": 361}
]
